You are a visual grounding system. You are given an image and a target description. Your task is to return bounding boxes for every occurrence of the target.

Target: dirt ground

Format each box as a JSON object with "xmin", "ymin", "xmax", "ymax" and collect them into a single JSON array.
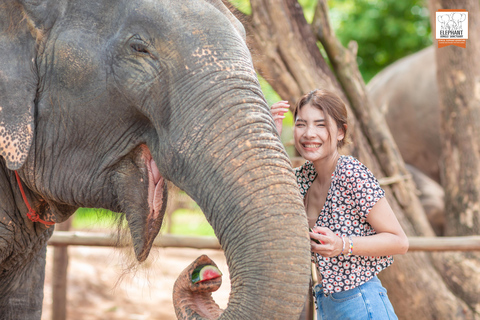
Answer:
[{"xmin": 42, "ymin": 245, "xmax": 230, "ymax": 320}]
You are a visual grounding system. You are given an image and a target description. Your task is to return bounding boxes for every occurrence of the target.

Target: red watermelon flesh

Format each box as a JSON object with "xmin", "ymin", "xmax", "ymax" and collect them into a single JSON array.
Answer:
[{"xmin": 191, "ymin": 265, "xmax": 222, "ymax": 284}]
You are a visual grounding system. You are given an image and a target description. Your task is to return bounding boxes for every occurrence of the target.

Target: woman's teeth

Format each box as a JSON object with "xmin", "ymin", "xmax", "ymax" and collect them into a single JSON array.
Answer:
[{"xmin": 304, "ymin": 144, "xmax": 320, "ymax": 148}]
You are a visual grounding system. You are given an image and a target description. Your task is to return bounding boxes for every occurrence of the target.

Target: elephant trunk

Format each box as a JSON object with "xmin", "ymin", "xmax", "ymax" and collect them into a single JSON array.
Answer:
[{"xmin": 160, "ymin": 83, "xmax": 311, "ymax": 319}]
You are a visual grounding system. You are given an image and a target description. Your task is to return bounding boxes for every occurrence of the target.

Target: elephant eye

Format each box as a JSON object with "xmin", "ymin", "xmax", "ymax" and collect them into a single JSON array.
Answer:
[
  {"xmin": 130, "ymin": 42, "xmax": 150, "ymax": 54},
  {"xmin": 128, "ymin": 36, "xmax": 157, "ymax": 60}
]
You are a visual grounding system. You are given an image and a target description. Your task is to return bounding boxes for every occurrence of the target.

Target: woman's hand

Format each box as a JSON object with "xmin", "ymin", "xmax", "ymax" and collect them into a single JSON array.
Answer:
[
  {"xmin": 310, "ymin": 227, "xmax": 344, "ymax": 258},
  {"xmin": 270, "ymin": 101, "xmax": 290, "ymax": 136}
]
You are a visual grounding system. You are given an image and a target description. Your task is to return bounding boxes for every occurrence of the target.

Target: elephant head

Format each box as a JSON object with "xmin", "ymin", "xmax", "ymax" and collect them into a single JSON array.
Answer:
[{"xmin": 0, "ymin": 0, "xmax": 311, "ymax": 318}]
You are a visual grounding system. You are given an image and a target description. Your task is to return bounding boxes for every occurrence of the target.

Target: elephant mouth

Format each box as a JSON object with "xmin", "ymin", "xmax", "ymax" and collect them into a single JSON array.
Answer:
[
  {"xmin": 143, "ymin": 146, "xmax": 165, "ymax": 222},
  {"xmin": 124, "ymin": 144, "xmax": 167, "ymax": 262}
]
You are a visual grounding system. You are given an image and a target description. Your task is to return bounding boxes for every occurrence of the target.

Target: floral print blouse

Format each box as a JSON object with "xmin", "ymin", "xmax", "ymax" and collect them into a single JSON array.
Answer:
[{"xmin": 295, "ymin": 155, "xmax": 393, "ymax": 295}]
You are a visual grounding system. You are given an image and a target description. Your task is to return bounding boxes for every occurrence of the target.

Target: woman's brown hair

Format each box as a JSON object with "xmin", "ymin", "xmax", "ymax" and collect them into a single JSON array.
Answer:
[{"xmin": 294, "ymin": 89, "xmax": 349, "ymax": 148}]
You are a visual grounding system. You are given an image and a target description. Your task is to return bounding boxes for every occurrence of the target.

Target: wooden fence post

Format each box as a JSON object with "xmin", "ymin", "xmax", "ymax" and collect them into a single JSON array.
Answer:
[
  {"xmin": 298, "ymin": 278, "xmax": 314, "ymax": 320},
  {"xmin": 51, "ymin": 218, "xmax": 72, "ymax": 320}
]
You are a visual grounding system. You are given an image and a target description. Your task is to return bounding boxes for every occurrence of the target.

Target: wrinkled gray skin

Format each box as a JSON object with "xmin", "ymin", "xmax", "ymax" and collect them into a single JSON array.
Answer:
[
  {"xmin": 367, "ymin": 46, "xmax": 445, "ymax": 235},
  {"xmin": 0, "ymin": 1, "xmax": 311, "ymax": 319}
]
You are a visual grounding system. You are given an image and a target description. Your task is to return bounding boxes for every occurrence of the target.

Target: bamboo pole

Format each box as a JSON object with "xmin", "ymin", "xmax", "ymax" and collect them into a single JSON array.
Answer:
[
  {"xmin": 407, "ymin": 236, "xmax": 480, "ymax": 252},
  {"xmin": 47, "ymin": 231, "xmax": 221, "ymax": 250},
  {"xmin": 47, "ymin": 231, "xmax": 480, "ymax": 252}
]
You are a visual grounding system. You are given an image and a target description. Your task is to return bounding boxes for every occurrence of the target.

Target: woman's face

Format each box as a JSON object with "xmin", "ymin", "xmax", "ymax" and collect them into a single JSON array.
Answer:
[{"xmin": 294, "ymin": 103, "xmax": 344, "ymax": 163}]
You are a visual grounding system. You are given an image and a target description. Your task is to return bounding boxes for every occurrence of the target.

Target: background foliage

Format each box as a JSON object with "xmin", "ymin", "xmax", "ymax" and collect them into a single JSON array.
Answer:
[
  {"xmin": 328, "ymin": 0, "xmax": 432, "ymax": 82},
  {"xmin": 230, "ymin": 0, "xmax": 432, "ymax": 83}
]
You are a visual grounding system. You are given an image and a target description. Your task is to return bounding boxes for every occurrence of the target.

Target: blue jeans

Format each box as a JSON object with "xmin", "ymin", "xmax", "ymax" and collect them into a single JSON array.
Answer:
[{"xmin": 314, "ymin": 276, "xmax": 398, "ymax": 320}]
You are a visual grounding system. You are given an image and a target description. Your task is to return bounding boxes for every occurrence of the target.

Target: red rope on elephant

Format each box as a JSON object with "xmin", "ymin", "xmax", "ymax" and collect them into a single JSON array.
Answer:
[{"xmin": 14, "ymin": 171, "xmax": 55, "ymax": 227}]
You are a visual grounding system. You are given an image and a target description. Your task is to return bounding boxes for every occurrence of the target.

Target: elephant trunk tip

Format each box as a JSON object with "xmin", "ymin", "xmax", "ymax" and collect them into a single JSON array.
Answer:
[{"xmin": 173, "ymin": 255, "xmax": 224, "ymax": 319}]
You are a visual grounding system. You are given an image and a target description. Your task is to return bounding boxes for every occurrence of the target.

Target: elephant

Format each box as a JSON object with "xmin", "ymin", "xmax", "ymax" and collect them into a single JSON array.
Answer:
[
  {"xmin": 0, "ymin": 0, "xmax": 311, "ymax": 319},
  {"xmin": 366, "ymin": 46, "xmax": 445, "ymax": 235}
]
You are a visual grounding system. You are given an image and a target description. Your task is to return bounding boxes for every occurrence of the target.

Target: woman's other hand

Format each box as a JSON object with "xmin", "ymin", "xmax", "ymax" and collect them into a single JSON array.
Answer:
[
  {"xmin": 270, "ymin": 101, "xmax": 290, "ymax": 136},
  {"xmin": 310, "ymin": 227, "xmax": 344, "ymax": 258}
]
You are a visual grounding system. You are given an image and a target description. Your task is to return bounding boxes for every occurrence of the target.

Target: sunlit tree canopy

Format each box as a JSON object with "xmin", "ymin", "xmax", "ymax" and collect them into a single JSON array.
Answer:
[{"xmin": 229, "ymin": 0, "xmax": 432, "ymax": 82}]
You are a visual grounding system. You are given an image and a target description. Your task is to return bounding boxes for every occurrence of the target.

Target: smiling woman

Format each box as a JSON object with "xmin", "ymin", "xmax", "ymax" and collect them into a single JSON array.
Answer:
[{"xmin": 271, "ymin": 88, "xmax": 408, "ymax": 320}]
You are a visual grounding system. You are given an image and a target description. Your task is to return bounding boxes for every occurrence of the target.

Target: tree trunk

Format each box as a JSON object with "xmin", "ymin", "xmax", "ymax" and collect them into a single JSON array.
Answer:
[
  {"xmin": 241, "ymin": 0, "xmax": 342, "ymax": 105},
  {"xmin": 227, "ymin": 0, "xmax": 479, "ymax": 318},
  {"xmin": 429, "ymin": 0, "xmax": 480, "ymax": 317},
  {"xmin": 430, "ymin": 0, "xmax": 480, "ymax": 237}
]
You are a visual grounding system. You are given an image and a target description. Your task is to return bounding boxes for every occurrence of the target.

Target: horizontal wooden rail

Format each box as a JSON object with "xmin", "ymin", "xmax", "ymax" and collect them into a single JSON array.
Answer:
[
  {"xmin": 407, "ymin": 236, "xmax": 480, "ymax": 252},
  {"xmin": 47, "ymin": 231, "xmax": 480, "ymax": 252},
  {"xmin": 47, "ymin": 231, "xmax": 221, "ymax": 250}
]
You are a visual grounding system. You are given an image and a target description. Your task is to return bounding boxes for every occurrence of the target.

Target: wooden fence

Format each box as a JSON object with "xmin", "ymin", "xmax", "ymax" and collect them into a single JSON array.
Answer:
[
  {"xmin": 46, "ymin": 231, "xmax": 480, "ymax": 320},
  {"xmin": 45, "ymin": 180, "xmax": 480, "ymax": 320}
]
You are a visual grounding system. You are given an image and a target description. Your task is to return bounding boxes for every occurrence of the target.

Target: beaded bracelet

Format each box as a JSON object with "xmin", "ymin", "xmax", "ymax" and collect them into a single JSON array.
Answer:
[
  {"xmin": 340, "ymin": 236, "xmax": 346, "ymax": 255},
  {"xmin": 346, "ymin": 236, "xmax": 354, "ymax": 257}
]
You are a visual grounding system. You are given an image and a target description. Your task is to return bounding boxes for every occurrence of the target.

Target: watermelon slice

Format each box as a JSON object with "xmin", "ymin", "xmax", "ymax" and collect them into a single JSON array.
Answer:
[
  {"xmin": 309, "ymin": 228, "xmax": 321, "ymax": 244},
  {"xmin": 191, "ymin": 264, "xmax": 223, "ymax": 284}
]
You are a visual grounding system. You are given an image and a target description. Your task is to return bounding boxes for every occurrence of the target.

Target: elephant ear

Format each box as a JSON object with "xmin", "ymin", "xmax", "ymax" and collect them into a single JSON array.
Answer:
[
  {"xmin": 0, "ymin": 1, "xmax": 59, "ymax": 170},
  {"xmin": 18, "ymin": 0, "xmax": 63, "ymax": 32},
  {"xmin": 206, "ymin": 0, "xmax": 246, "ymax": 41}
]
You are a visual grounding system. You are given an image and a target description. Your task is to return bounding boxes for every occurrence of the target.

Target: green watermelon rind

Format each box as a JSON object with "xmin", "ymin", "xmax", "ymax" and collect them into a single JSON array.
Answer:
[
  {"xmin": 309, "ymin": 228, "xmax": 321, "ymax": 244},
  {"xmin": 191, "ymin": 265, "xmax": 222, "ymax": 284}
]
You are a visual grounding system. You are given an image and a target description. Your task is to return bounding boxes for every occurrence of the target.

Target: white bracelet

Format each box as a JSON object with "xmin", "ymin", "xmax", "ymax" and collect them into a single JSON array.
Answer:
[{"xmin": 340, "ymin": 236, "xmax": 346, "ymax": 255}]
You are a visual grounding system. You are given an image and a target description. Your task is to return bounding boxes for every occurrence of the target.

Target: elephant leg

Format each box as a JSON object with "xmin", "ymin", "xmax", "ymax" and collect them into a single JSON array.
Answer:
[{"xmin": 0, "ymin": 246, "xmax": 47, "ymax": 320}]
